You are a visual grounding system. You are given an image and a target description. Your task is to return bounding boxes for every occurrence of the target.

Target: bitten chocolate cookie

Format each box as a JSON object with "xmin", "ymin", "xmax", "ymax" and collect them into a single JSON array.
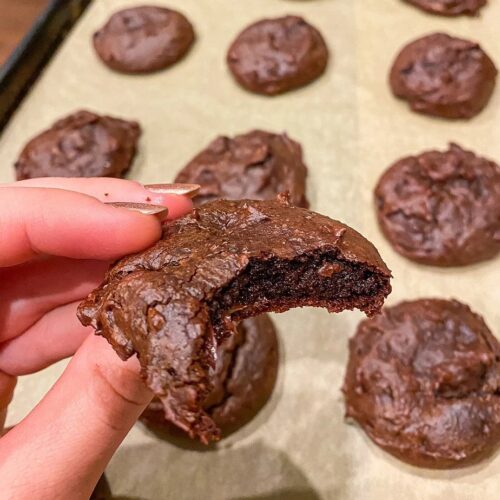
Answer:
[
  {"xmin": 14, "ymin": 110, "xmax": 140, "ymax": 180},
  {"xmin": 375, "ymin": 143, "xmax": 500, "ymax": 266},
  {"xmin": 93, "ymin": 6, "xmax": 195, "ymax": 73},
  {"xmin": 141, "ymin": 315, "xmax": 279, "ymax": 440},
  {"xmin": 227, "ymin": 16, "xmax": 328, "ymax": 95},
  {"xmin": 343, "ymin": 299, "xmax": 500, "ymax": 468},
  {"xmin": 175, "ymin": 130, "xmax": 309, "ymax": 207},
  {"xmin": 78, "ymin": 197, "xmax": 391, "ymax": 443},
  {"xmin": 389, "ymin": 33, "xmax": 497, "ymax": 119},
  {"xmin": 404, "ymin": 0, "xmax": 487, "ymax": 16}
]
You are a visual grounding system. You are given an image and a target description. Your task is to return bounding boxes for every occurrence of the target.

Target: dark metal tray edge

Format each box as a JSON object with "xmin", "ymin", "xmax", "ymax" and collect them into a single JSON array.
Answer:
[{"xmin": 0, "ymin": 0, "xmax": 93, "ymax": 135}]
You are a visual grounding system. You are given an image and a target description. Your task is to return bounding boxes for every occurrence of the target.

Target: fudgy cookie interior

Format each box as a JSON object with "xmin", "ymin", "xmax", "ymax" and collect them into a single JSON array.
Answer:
[{"xmin": 210, "ymin": 251, "xmax": 387, "ymax": 339}]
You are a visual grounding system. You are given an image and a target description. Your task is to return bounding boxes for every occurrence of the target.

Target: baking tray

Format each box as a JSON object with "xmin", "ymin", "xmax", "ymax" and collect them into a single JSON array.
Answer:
[
  {"xmin": 1, "ymin": 1, "xmax": 499, "ymax": 499},
  {"xmin": 0, "ymin": 0, "xmax": 92, "ymax": 133}
]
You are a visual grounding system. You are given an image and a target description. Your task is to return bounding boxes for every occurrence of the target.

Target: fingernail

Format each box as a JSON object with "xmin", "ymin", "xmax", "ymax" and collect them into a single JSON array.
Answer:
[
  {"xmin": 145, "ymin": 183, "xmax": 200, "ymax": 198},
  {"xmin": 105, "ymin": 202, "xmax": 169, "ymax": 218}
]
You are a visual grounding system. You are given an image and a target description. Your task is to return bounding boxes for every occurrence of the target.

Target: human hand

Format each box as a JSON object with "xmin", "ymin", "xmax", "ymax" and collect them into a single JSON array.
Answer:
[{"xmin": 0, "ymin": 177, "xmax": 197, "ymax": 499}]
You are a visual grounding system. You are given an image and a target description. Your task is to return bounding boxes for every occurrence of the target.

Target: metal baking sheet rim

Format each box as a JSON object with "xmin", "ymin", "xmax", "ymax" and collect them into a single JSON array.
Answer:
[{"xmin": 0, "ymin": 0, "xmax": 93, "ymax": 134}]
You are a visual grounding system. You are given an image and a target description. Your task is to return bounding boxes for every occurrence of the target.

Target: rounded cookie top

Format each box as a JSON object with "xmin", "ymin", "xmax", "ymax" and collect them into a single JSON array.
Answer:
[
  {"xmin": 343, "ymin": 299, "xmax": 500, "ymax": 468},
  {"xmin": 404, "ymin": 0, "xmax": 487, "ymax": 16},
  {"xmin": 175, "ymin": 130, "xmax": 309, "ymax": 207},
  {"xmin": 389, "ymin": 33, "xmax": 497, "ymax": 119},
  {"xmin": 141, "ymin": 315, "xmax": 279, "ymax": 441},
  {"xmin": 93, "ymin": 6, "xmax": 195, "ymax": 73},
  {"xmin": 375, "ymin": 143, "xmax": 500, "ymax": 267},
  {"xmin": 14, "ymin": 110, "xmax": 141, "ymax": 180},
  {"xmin": 227, "ymin": 16, "xmax": 329, "ymax": 95}
]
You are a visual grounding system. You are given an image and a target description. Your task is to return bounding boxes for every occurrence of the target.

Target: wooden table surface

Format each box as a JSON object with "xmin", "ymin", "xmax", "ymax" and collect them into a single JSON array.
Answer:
[{"xmin": 0, "ymin": 0, "xmax": 50, "ymax": 65}]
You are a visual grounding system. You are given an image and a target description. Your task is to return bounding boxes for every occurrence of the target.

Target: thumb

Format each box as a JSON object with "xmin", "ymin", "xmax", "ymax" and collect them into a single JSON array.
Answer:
[{"xmin": 0, "ymin": 335, "xmax": 152, "ymax": 500}]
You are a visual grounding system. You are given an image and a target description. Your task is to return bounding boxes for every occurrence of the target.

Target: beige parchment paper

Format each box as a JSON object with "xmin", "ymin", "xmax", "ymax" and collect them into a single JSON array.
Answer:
[{"xmin": 1, "ymin": 0, "xmax": 500, "ymax": 498}]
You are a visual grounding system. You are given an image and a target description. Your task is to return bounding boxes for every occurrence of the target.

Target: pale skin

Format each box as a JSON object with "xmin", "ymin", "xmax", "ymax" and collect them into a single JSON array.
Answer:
[{"xmin": 0, "ymin": 177, "xmax": 194, "ymax": 499}]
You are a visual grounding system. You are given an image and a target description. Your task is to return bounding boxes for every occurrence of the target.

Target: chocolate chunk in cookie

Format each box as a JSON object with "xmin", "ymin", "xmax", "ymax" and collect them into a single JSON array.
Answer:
[
  {"xmin": 78, "ymin": 197, "xmax": 391, "ymax": 443},
  {"xmin": 141, "ymin": 315, "xmax": 279, "ymax": 442},
  {"xmin": 403, "ymin": 0, "xmax": 487, "ymax": 16},
  {"xmin": 390, "ymin": 33, "xmax": 497, "ymax": 119},
  {"xmin": 343, "ymin": 299, "xmax": 500, "ymax": 468},
  {"xmin": 14, "ymin": 110, "xmax": 140, "ymax": 180},
  {"xmin": 93, "ymin": 6, "xmax": 195, "ymax": 74},
  {"xmin": 227, "ymin": 16, "xmax": 329, "ymax": 95},
  {"xmin": 175, "ymin": 130, "xmax": 309, "ymax": 207},
  {"xmin": 375, "ymin": 143, "xmax": 500, "ymax": 266}
]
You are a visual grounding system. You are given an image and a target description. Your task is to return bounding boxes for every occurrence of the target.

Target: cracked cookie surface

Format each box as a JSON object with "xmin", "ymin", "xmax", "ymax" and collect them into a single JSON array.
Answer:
[
  {"xmin": 175, "ymin": 130, "xmax": 309, "ymax": 208},
  {"xmin": 343, "ymin": 299, "xmax": 500, "ymax": 468},
  {"xmin": 93, "ymin": 6, "xmax": 195, "ymax": 74},
  {"xmin": 375, "ymin": 143, "xmax": 500, "ymax": 266},
  {"xmin": 227, "ymin": 16, "xmax": 328, "ymax": 95},
  {"xmin": 140, "ymin": 315, "xmax": 278, "ymax": 440},
  {"xmin": 15, "ymin": 110, "xmax": 140, "ymax": 180},
  {"xmin": 389, "ymin": 33, "xmax": 497, "ymax": 119}
]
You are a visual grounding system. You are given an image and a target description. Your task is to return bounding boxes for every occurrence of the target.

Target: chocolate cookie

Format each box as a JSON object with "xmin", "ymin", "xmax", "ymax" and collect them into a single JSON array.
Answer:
[
  {"xmin": 403, "ymin": 0, "xmax": 487, "ymax": 16},
  {"xmin": 227, "ymin": 16, "xmax": 329, "ymax": 96},
  {"xmin": 93, "ymin": 6, "xmax": 195, "ymax": 74},
  {"xmin": 141, "ymin": 315, "xmax": 279, "ymax": 440},
  {"xmin": 375, "ymin": 143, "xmax": 500, "ymax": 266},
  {"xmin": 343, "ymin": 299, "xmax": 500, "ymax": 468},
  {"xmin": 389, "ymin": 33, "xmax": 497, "ymax": 119},
  {"xmin": 78, "ymin": 197, "xmax": 391, "ymax": 443},
  {"xmin": 14, "ymin": 110, "xmax": 140, "ymax": 180},
  {"xmin": 175, "ymin": 130, "xmax": 309, "ymax": 207}
]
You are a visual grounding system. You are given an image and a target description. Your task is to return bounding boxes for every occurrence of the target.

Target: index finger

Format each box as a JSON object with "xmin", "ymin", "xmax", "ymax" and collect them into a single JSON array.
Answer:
[
  {"xmin": 1, "ymin": 177, "xmax": 196, "ymax": 219},
  {"xmin": 0, "ymin": 185, "xmax": 188, "ymax": 266}
]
